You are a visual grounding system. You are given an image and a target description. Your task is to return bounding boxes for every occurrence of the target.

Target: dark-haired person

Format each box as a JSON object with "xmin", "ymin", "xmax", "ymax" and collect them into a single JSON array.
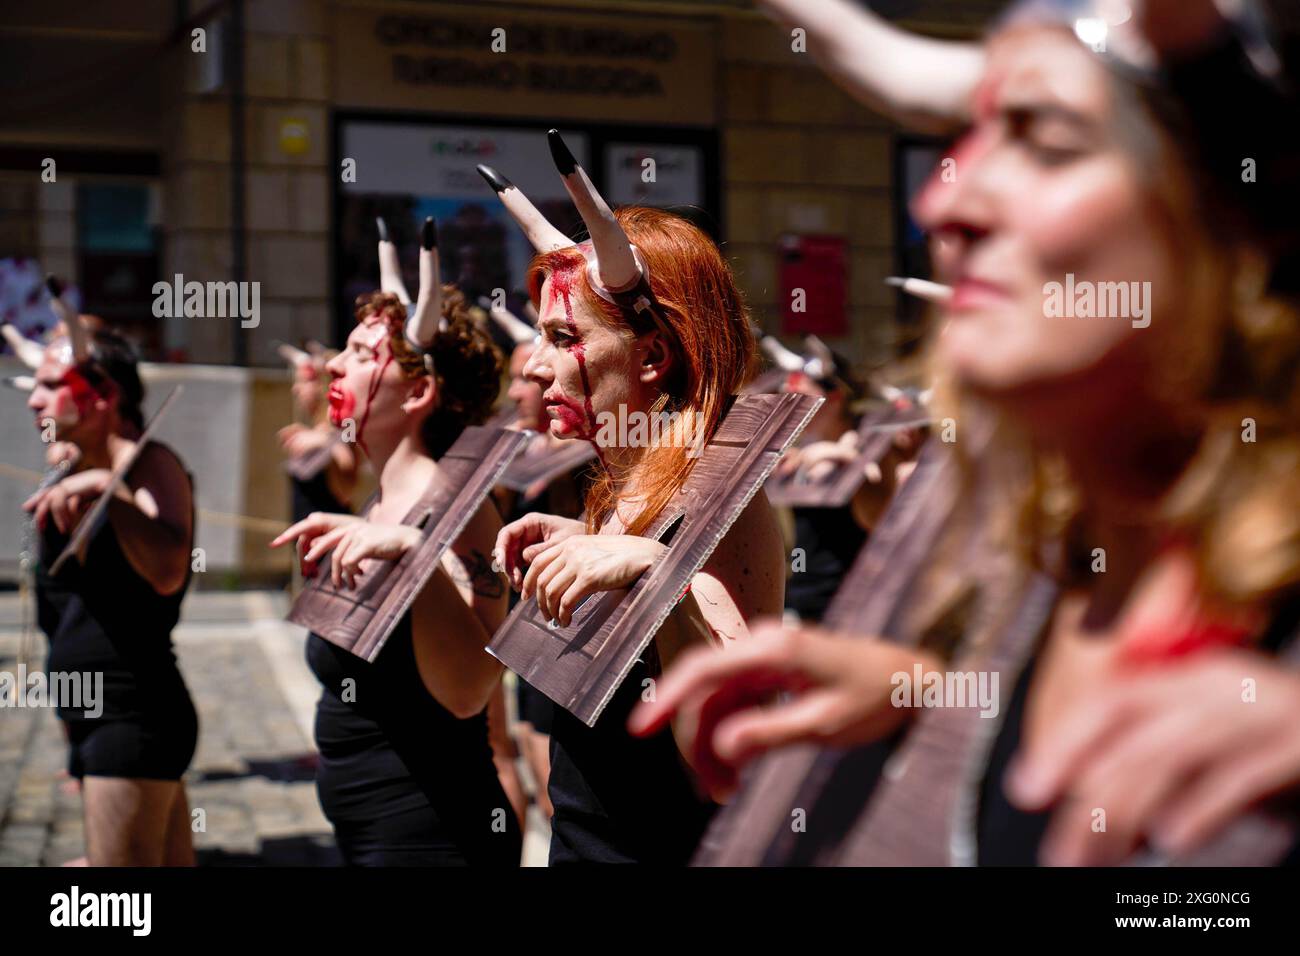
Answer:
[
  {"xmin": 481, "ymin": 139, "xmax": 786, "ymax": 864},
  {"xmin": 635, "ymin": 0, "xmax": 1300, "ymax": 867},
  {"xmin": 278, "ymin": 342, "xmax": 359, "ymax": 523},
  {"xmin": 24, "ymin": 319, "xmax": 198, "ymax": 866},
  {"xmin": 273, "ymin": 222, "xmax": 521, "ymax": 866},
  {"xmin": 760, "ymin": 337, "xmax": 925, "ymax": 623}
]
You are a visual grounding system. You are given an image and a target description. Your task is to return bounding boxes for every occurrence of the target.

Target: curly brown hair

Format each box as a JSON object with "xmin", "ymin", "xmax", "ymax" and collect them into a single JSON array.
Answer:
[{"xmin": 351, "ymin": 287, "xmax": 503, "ymax": 459}]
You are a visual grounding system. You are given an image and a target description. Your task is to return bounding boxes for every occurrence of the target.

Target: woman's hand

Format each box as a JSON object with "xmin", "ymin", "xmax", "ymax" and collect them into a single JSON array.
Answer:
[
  {"xmin": 795, "ymin": 435, "xmax": 859, "ymax": 482},
  {"xmin": 629, "ymin": 620, "xmax": 936, "ymax": 800},
  {"xmin": 271, "ymin": 512, "xmax": 420, "ymax": 587},
  {"xmin": 521, "ymin": 534, "xmax": 667, "ymax": 627},
  {"xmin": 23, "ymin": 468, "xmax": 112, "ymax": 534},
  {"xmin": 1006, "ymin": 648, "xmax": 1300, "ymax": 866},
  {"xmin": 493, "ymin": 512, "xmax": 585, "ymax": 590},
  {"xmin": 278, "ymin": 422, "xmax": 332, "ymax": 458}
]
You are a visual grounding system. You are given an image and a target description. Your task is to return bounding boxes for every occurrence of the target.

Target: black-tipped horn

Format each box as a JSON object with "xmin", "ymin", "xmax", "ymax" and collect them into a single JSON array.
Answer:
[
  {"xmin": 407, "ymin": 217, "xmax": 443, "ymax": 352},
  {"xmin": 484, "ymin": 159, "xmax": 575, "ymax": 253},
  {"xmin": 548, "ymin": 129, "xmax": 642, "ymax": 293},
  {"xmin": 547, "ymin": 129, "xmax": 579, "ymax": 175},
  {"xmin": 377, "ymin": 218, "xmax": 411, "ymax": 305},
  {"xmin": 476, "ymin": 164, "xmax": 513, "ymax": 194}
]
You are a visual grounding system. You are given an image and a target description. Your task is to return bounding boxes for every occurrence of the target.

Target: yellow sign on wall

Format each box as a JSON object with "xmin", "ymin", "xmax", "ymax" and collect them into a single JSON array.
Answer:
[
  {"xmin": 278, "ymin": 118, "xmax": 311, "ymax": 156},
  {"xmin": 333, "ymin": 1, "xmax": 717, "ymax": 126}
]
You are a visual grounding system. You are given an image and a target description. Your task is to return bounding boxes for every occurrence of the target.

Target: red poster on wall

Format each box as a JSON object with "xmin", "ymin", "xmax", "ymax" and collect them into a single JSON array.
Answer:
[{"xmin": 778, "ymin": 233, "xmax": 848, "ymax": 336}]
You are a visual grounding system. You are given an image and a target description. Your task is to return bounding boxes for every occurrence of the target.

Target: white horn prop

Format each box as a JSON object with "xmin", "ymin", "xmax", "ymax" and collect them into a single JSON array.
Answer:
[
  {"xmin": 761, "ymin": 336, "xmax": 807, "ymax": 373},
  {"xmin": 476, "ymin": 164, "xmax": 573, "ymax": 253},
  {"xmin": 480, "ymin": 297, "xmax": 536, "ymax": 346},
  {"xmin": 547, "ymin": 129, "xmax": 641, "ymax": 293},
  {"xmin": 405, "ymin": 217, "xmax": 444, "ymax": 354},
  {"xmin": 275, "ymin": 342, "xmax": 312, "ymax": 369},
  {"xmin": 803, "ymin": 334, "xmax": 836, "ymax": 380},
  {"xmin": 376, "ymin": 217, "xmax": 412, "ymax": 306},
  {"xmin": 46, "ymin": 276, "xmax": 90, "ymax": 365},
  {"xmin": 2, "ymin": 374, "xmax": 35, "ymax": 392},
  {"xmin": 1, "ymin": 324, "xmax": 44, "ymax": 369}
]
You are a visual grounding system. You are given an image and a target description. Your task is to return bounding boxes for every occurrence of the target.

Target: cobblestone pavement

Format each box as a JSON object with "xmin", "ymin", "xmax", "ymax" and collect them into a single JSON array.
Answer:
[{"xmin": 0, "ymin": 589, "xmax": 549, "ymax": 866}]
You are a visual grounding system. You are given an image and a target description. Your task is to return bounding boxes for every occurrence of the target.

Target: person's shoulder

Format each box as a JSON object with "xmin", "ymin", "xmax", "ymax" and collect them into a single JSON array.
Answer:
[
  {"xmin": 131, "ymin": 440, "xmax": 191, "ymax": 488},
  {"xmin": 715, "ymin": 487, "xmax": 782, "ymax": 563}
]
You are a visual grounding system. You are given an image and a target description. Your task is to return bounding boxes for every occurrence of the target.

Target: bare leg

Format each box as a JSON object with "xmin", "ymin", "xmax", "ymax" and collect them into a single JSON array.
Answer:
[
  {"xmin": 487, "ymin": 685, "xmax": 527, "ymax": 828},
  {"xmin": 519, "ymin": 726, "xmax": 553, "ymax": 819},
  {"xmin": 162, "ymin": 782, "xmax": 196, "ymax": 866},
  {"xmin": 82, "ymin": 776, "xmax": 180, "ymax": 866}
]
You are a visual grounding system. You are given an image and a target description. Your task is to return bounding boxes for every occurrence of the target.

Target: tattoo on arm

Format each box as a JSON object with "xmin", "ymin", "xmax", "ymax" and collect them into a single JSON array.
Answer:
[{"xmin": 447, "ymin": 548, "xmax": 505, "ymax": 599}]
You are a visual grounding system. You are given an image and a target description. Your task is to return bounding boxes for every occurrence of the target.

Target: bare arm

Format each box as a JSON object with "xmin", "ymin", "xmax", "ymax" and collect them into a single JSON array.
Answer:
[
  {"xmin": 410, "ymin": 499, "xmax": 508, "ymax": 718},
  {"xmin": 655, "ymin": 490, "xmax": 787, "ymax": 760},
  {"xmin": 110, "ymin": 444, "xmax": 193, "ymax": 596},
  {"xmin": 756, "ymin": 0, "xmax": 983, "ymax": 132}
]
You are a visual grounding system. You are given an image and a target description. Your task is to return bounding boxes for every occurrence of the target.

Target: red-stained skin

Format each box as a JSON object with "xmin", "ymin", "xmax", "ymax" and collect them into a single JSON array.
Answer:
[
  {"xmin": 326, "ymin": 380, "xmax": 356, "ymax": 427},
  {"xmin": 548, "ymin": 263, "xmax": 606, "ymax": 463},
  {"xmin": 28, "ymin": 358, "xmax": 110, "ymax": 439},
  {"xmin": 326, "ymin": 319, "xmax": 392, "ymax": 455}
]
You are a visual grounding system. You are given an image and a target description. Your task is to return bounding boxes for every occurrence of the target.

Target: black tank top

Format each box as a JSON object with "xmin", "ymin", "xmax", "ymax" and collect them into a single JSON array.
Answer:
[
  {"xmin": 291, "ymin": 471, "xmax": 349, "ymax": 525},
  {"xmin": 307, "ymin": 614, "xmax": 518, "ymax": 865},
  {"xmin": 35, "ymin": 446, "xmax": 194, "ymax": 723},
  {"xmin": 978, "ymin": 598, "xmax": 1300, "ymax": 866},
  {"xmin": 785, "ymin": 505, "xmax": 868, "ymax": 622},
  {"xmin": 547, "ymin": 650, "xmax": 719, "ymax": 864},
  {"xmin": 546, "ymin": 518, "xmax": 718, "ymax": 865}
]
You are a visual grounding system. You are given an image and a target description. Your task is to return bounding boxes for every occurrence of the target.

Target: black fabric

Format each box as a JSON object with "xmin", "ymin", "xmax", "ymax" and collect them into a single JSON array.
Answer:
[
  {"xmin": 291, "ymin": 470, "xmax": 350, "ymax": 525},
  {"xmin": 976, "ymin": 656, "xmax": 1052, "ymax": 866},
  {"xmin": 547, "ymin": 652, "xmax": 718, "ymax": 865},
  {"xmin": 784, "ymin": 505, "xmax": 868, "ymax": 622},
  {"xmin": 502, "ymin": 464, "xmax": 590, "ymax": 738},
  {"xmin": 35, "ymin": 447, "xmax": 197, "ymax": 781},
  {"xmin": 515, "ymin": 678, "xmax": 554, "ymax": 734},
  {"xmin": 307, "ymin": 614, "xmax": 521, "ymax": 867},
  {"xmin": 978, "ymin": 598, "xmax": 1300, "ymax": 866}
]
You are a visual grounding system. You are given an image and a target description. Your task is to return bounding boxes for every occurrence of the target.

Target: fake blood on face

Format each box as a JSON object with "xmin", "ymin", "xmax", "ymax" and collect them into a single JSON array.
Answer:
[
  {"xmin": 41, "ymin": 368, "xmax": 100, "ymax": 432},
  {"xmin": 549, "ymin": 265, "xmax": 604, "ymax": 463},
  {"xmin": 327, "ymin": 381, "xmax": 356, "ymax": 427}
]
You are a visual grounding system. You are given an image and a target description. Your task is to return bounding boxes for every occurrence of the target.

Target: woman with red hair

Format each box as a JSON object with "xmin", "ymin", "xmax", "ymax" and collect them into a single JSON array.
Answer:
[{"xmin": 480, "ymin": 134, "xmax": 786, "ymax": 864}]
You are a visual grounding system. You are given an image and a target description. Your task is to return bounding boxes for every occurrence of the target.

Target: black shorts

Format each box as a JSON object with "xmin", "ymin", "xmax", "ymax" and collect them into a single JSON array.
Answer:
[
  {"xmin": 330, "ymin": 803, "xmax": 476, "ymax": 867},
  {"xmin": 63, "ymin": 706, "xmax": 198, "ymax": 781},
  {"xmin": 515, "ymin": 678, "xmax": 554, "ymax": 735}
]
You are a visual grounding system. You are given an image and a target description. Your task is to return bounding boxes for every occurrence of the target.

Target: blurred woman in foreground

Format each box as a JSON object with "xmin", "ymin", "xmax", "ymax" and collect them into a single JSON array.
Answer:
[{"xmin": 636, "ymin": 0, "xmax": 1300, "ymax": 866}]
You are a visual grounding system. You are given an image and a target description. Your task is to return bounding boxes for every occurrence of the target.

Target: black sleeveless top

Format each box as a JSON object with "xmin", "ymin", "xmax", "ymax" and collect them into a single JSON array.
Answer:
[
  {"xmin": 35, "ymin": 448, "xmax": 194, "ymax": 725},
  {"xmin": 978, "ymin": 598, "xmax": 1300, "ymax": 866},
  {"xmin": 798, "ymin": 592, "xmax": 1300, "ymax": 865},
  {"xmin": 307, "ymin": 614, "xmax": 519, "ymax": 866},
  {"xmin": 785, "ymin": 505, "xmax": 868, "ymax": 622},
  {"xmin": 546, "ymin": 518, "xmax": 718, "ymax": 865},
  {"xmin": 547, "ymin": 650, "xmax": 718, "ymax": 865},
  {"xmin": 291, "ymin": 470, "xmax": 350, "ymax": 525}
]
